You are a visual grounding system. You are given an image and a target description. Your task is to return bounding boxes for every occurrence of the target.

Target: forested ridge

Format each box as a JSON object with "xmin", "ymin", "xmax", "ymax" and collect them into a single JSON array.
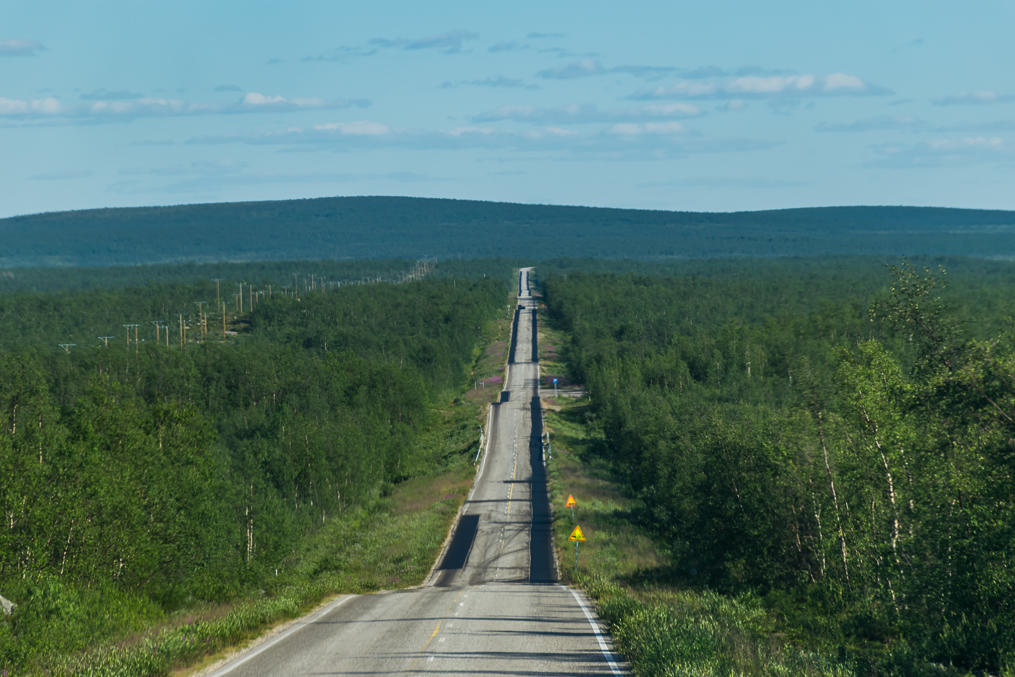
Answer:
[
  {"xmin": 0, "ymin": 267, "xmax": 509, "ymax": 671},
  {"xmin": 541, "ymin": 258, "xmax": 1015, "ymax": 674},
  {"xmin": 4, "ymin": 197, "xmax": 1015, "ymax": 266}
]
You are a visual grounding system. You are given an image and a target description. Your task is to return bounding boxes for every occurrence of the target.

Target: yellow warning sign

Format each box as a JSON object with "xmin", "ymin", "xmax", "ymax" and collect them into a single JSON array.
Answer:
[
  {"xmin": 565, "ymin": 494, "xmax": 577, "ymax": 508},
  {"xmin": 569, "ymin": 525, "xmax": 586, "ymax": 542}
]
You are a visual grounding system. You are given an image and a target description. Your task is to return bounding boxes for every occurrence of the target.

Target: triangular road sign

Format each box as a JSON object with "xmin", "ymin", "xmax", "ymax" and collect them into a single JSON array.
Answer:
[
  {"xmin": 568, "ymin": 524, "xmax": 586, "ymax": 541},
  {"xmin": 565, "ymin": 494, "xmax": 577, "ymax": 508}
]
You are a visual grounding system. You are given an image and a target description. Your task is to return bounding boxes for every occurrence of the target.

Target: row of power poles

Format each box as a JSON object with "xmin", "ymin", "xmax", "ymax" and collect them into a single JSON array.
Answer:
[{"xmin": 62, "ymin": 259, "xmax": 439, "ymax": 353}]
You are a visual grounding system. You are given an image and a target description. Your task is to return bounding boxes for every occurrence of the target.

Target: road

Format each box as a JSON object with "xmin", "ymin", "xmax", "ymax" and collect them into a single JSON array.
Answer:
[{"xmin": 205, "ymin": 267, "xmax": 624, "ymax": 676}]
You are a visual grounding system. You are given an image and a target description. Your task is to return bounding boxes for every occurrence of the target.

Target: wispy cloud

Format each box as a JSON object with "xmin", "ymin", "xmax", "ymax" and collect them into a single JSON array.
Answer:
[
  {"xmin": 311, "ymin": 120, "xmax": 392, "ymax": 136},
  {"xmin": 817, "ymin": 116, "xmax": 1015, "ymax": 135},
  {"xmin": 369, "ymin": 30, "xmax": 478, "ymax": 53},
  {"xmin": 932, "ymin": 90, "xmax": 1015, "ymax": 106},
  {"xmin": 306, "ymin": 30, "xmax": 479, "ymax": 61},
  {"xmin": 0, "ymin": 96, "xmax": 62, "ymax": 115},
  {"xmin": 815, "ymin": 115, "xmax": 927, "ymax": 133},
  {"xmin": 0, "ymin": 39, "xmax": 44, "ymax": 56},
  {"xmin": 302, "ymin": 46, "xmax": 377, "ymax": 62},
  {"xmin": 238, "ymin": 92, "xmax": 366, "ymax": 112},
  {"xmin": 487, "ymin": 33, "xmax": 572, "ymax": 55},
  {"xmin": 868, "ymin": 136, "xmax": 1012, "ymax": 168},
  {"xmin": 472, "ymin": 102, "xmax": 702, "ymax": 124},
  {"xmin": 0, "ymin": 92, "xmax": 369, "ymax": 122},
  {"xmin": 440, "ymin": 76, "xmax": 535, "ymax": 90},
  {"xmin": 537, "ymin": 59, "xmax": 609, "ymax": 79},
  {"xmin": 632, "ymin": 72, "xmax": 891, "ymax": 100},
  {"xmin": 538, "ymin": 61, "xmax": 790, "ymax": 81},
  {"xmin": 607, "ymin": 121, "xmax": 685, "ymax": 136},
  {"xmin": 185, "ymin": 118, "xmax": 778, "ymax": 160},
  {"xmin": 488, "ymin": 41, "xmax": 528, "ymax": 54}
]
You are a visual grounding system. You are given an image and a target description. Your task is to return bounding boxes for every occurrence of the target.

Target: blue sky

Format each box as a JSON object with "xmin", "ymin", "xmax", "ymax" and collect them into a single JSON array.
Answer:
[{"xmin": 3, "ymin": 0, "xmax": 1014, "ymax": 218}]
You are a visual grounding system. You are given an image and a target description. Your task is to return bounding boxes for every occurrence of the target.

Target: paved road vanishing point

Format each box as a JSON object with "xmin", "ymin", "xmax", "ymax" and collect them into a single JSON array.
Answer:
[{"xmin": 204, "ymin": 268, "xmax": 625, "ymax": 676}]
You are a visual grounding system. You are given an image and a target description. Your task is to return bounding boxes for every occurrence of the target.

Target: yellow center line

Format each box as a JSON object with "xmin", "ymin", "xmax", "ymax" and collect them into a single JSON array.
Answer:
[
  {"xmin": 418, "ymin": 590, "xmax": 464, "ymax": 654},
  {"xmin": 507, "ymin": 454, "xmax": 517, "ymax": 516}
]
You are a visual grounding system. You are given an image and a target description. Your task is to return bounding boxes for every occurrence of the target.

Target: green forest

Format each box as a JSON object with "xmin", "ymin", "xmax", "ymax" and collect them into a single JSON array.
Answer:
[
  {"xmin": 0, "ymin": 262, "xmax": 510, "ymax": 673},
  {"xmin": 4, "ymin": 246, "xmax": 1015, "ymax": 675},
  {"xmin": 540, "ymin": 258, "xmax": 1015, "ymax": 674},
  {"xmin": 4, "ymin": 196, "xmax": 1015, "ymax": 266}
]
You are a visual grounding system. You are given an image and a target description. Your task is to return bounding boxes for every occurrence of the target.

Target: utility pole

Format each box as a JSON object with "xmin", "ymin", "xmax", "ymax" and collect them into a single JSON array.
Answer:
[
  {"xmin": 179, "ymin": 314, "xmax": 184, "ymax": 349},
  {"xmin": 122, "ymin": 323, "xmax": 140, "ymax": 353},
  {"xmin": 98, "ymin": 336, "xmax": 114, "ymax": 347},
  {"xmin": 221, "ymin": 300, "xmax": 227, "ymax": 336},
  {"xmin": 195, "ymin": 302, "xmax": 207, "ymax": 340},
  {"xmin": 152, "ymin": 320, "xmax": 161, "ymax": 346},
  {"xmin": 58, "ymin": 343, "xmax": 76, "ymax": 353},
  {"xmin": 238, "ymin": 283, "xmax": 244, "ymax": 313},
  {"xmin": 213, "ymin": 278, "xmax": 221, "ymax": 311}
]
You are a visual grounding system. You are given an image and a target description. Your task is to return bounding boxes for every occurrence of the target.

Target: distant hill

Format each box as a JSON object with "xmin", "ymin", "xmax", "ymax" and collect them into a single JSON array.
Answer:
[{"xmin": 3, "ymin": 196, "xmax": 1015, "ymax": 267}]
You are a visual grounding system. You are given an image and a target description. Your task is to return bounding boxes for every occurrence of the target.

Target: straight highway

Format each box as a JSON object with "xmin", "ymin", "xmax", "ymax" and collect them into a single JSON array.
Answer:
[{"xmin": 203, "ymin": 267, "xmax": 624, "ymax": 676}]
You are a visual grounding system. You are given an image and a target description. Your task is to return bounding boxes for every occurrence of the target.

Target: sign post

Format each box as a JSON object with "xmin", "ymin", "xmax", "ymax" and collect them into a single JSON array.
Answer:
[
  {"xmin": 568, "ymin": 524, "xmax": 586, "ymax": 574},
  {"xmin": 553, "ymin": 377, "xmax": 558, "ymax": 397}
]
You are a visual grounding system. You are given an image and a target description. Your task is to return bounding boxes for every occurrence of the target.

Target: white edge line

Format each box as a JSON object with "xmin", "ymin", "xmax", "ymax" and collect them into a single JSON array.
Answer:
[
  {"xmin": 472, "ymin": 403, "xmax": 495, "ymax": 497},
  {"xmin": 564, "ymin": 585, "xmax": 623, "ymax": 675},
  {"xmin": 206, "ymin": 594, "xmax": 354, "ymax": 676}
]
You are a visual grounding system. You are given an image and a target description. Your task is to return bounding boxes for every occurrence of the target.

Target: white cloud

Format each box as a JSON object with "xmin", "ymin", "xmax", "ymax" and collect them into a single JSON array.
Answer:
[
  {"xmin": 89, "ymin": 98, "xmax": 206, "ymax": 115},
  {"xmin": 313, "ymin": 121, "xmax": 391, "ymax": 135},
  {"xmin": 472, "ymin": 102, "xmax": 703, "ymax": 125},
  {"xmin": 0, "ymin": 91, "xmax": 368, "ymax": 123},
  {"xmin": 728, "ymin": 75, "xmax": 815, "ymax": 94},
  {"xmin": 241, "ymin": 92, "xmax": 330, "ymax": 109},
  {"xmin": 538, "ymin": 59, "xmax": 606, "ymax": 79},
  {"xmin": 824, "ymin": 72, "xmax": 865, "ymax": 91},
  {"xmin": 609, "ymin": 121, "xmax": 684, "ymax": 136},
  {"xmin": 640, "ymin": 81, "xmax": 719, "ymax": 98},
  {"xmin": 186, "ymin": 119, "xmax": 776, "ymax": 162},
  {"xmin": 641, "ymin": 103, "xmax": 702, "ymax": 116},
  {"xmin": 243, "ymin": 92, "xmax": 286, "ymax": 106},
  {"xmin": 369, "ymin": 30, "xmax": 478, "ymax": 53},
  {"xmin": 815, "ymin": 115, "xmax": 926, "ymax": 133},
  {"xmin": 0, "ymin": 39, "xmax": 44, "ymax": 56},
  {"xmin": 0, "ymin": 96, "xmax": 62, "ymax": 115},
  {"xmin": 928, "ymin": 136, "xmax": 1004, "ymax": 150},
  {"xmin": 632, "ymin": 72, "xmax": 889, "ymax": 100},
  {"xmin": 440, "ymin": 75, "xmax": 534, "ymax": 89},
  {"xmin": 868, "ymin": 135, "xmax": 1012, "ymax": 168},
  {"xmin": 536, "ymin": 61, "xmax": 794, "ymax": 82},
  {"xmin": 448, "ymin": 126, "xmax": 497, "ymax": 137},
  {"xmin": 932, "ymin": 90, "xmax": 1015, "ymax": 106}
]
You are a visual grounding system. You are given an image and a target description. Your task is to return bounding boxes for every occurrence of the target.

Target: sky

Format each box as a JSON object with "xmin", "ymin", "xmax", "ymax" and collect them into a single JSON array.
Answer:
[{"xmin": 2, "ymin": 0, "xmax": 1014, "ymax": 218}]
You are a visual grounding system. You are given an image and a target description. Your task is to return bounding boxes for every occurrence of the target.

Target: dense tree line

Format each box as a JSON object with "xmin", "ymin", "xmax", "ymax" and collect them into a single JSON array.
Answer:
[
  {"xmin": 3, "ymin": 196, "xmax": 1015, "ymax": 267},
  {"xmin": 0, "ymin": 273, "xmax": 506, "ymax": 665},
  {"xmin": 542, "ymin": 259, "xmax": 1015, "ymax": 672}
]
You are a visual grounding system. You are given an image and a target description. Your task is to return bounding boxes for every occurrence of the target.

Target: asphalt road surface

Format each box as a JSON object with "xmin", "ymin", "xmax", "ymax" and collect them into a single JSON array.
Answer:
[{"xmin": 205, "ymin": 267, "xmax": 624, "ymax": 676}]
